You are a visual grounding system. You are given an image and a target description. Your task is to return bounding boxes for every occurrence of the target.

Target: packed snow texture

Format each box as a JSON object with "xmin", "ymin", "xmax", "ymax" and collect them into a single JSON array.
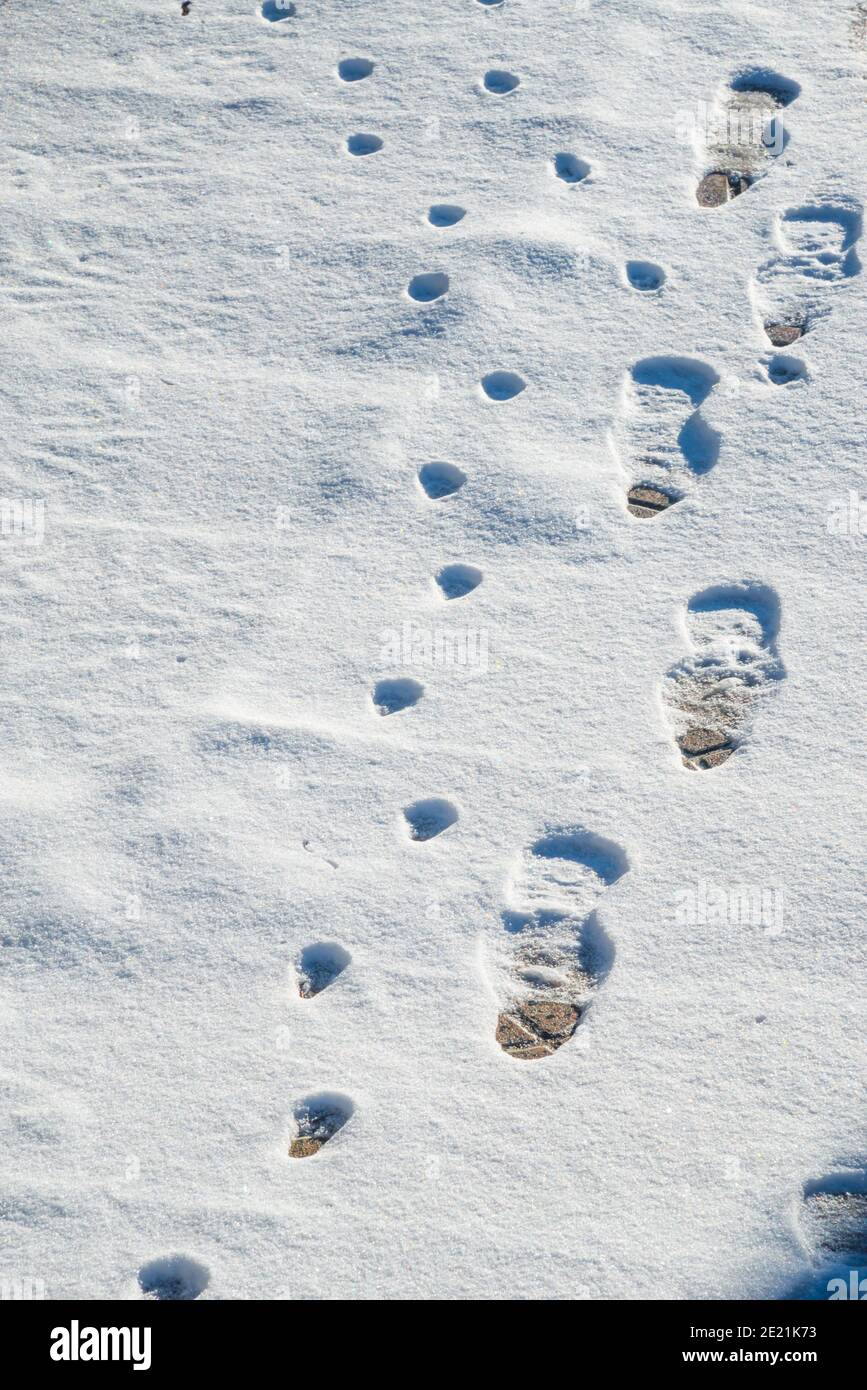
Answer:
[{"xmin": 1, "ymin": 0, "xmax": 866, "ymax": 1301}]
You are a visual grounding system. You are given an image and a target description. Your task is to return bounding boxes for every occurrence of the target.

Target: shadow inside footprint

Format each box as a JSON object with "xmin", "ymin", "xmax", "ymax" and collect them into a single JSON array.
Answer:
[
  {"xmin": 435, "ymin": 562, "xmax": 482, "ymax": 599},
  {"xmin": 338, "ymin": 57, "xmax": 374, "ymax": 82},
  {"xmin": 372, "ymin": 675, "xmax": 424, "ymax": 714},
  {"xmin": 481, "ymin": 370, "xmax": 526, "ymax": 401},
  {"xmin": 138, "ymin": 1255, "xmax": 210, "ymax": 1301},
  {"xmin": 802, "ymin": 1172, "xmax": 867, "ymax": 1262},
  {"xmin": 553, "ymin": 153, "xmax": 590, "ymax": 184},
  {"xmin": 346, "ymin": 133, "xmax": 383, "ymax": 156},
  {"xmin": 297, "ymin": 942, "xmax": 351, "ymax": 997},
  {"xmin": 407, "ymin": 271, "xmax": 449, "ymax": 303},
  {"xmin": 418, "ymin": 461, "xmax": 466, "ymax": 499},
  {"xmin": 780, "ymin": 1169, "xmax": 867, "ymax": 1299},
  {"xmin": 496, "ymin": 828, "xmax": 626, "ymax": 1061},
  {"xmin": 765, "ymin": 354, "xmax": 808, "ymax": 385},
  {"xmin": 403, "ymin": 797, "xmax": 458, "ymax": 842},
  {"xmin": 483, "ymin": 69, "xmax": 520, "ymax": 94},
  {"xmin": 289, "ymin": 1093, "xmax": 354, "ymax": 1158},
  {"xmin": 625, "ymin": 259, "xmax": 666, "ymax": 291},
  {"xmin": 428, "ymin": 203, "xmax": 466, "ymax": 227},
  {"xmin": 665, "ymin": 583, "xmax": 784, "ymax": 770},
  {"xmin": 696, "ymin": 69, "xmax": 799, "ymax": 207},
  {"xmin": 261, "ymin": 0, "xmax": 296, "ymax": 19}
]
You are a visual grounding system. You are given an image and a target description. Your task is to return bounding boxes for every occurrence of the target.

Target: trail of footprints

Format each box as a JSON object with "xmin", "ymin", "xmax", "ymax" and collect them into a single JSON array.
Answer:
[
  {"xmin": 696, "ymin": 69, "xmax": 799, "ymax": 207},
  {"xmin": 664, "ymin": 585, "xmax": 784, "ymax": 769}
]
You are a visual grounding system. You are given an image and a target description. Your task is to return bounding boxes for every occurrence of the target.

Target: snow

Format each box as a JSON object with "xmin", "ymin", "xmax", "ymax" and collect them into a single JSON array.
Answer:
[{"xmin": 1, "ymin": 0, "xmax": 865, "ymax": 1301}]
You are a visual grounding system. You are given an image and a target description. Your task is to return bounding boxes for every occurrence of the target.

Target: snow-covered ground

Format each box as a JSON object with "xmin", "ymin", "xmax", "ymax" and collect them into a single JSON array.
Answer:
[{"xmin": 2, "ymin": 0, "xmax": 866, "ymax": 1301}]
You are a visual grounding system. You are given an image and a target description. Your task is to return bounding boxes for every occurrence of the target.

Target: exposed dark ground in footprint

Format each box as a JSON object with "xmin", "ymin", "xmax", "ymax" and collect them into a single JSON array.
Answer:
[
  {"xmin": 338, "ymin": 57, "xmax": 374, "ymax": 82},
  {"xmin": 138, "ymin": 1254, "xmax": 210, "ymax": 1300},
  {"xmin": 754, "ymin": 203, "xmax": 862, "ymax": 344},
  {"xmin": 346, "ymin": 133, "xmax": 383, "ymax": 156},
  {"xmin": 625, "ymin": 259, "xmax": 665, "ymax": 292},
  {"xmin": 621, "ymin": 356, "xmax": 719, "ymax": 518},
  {"xmin": 261, "ymin": 0, "xmax": 296, "ymax": 20},
  {"xmin": 418, "ymin": 461, "xmax": 466, "ymax": 499},
  {"xmin": 483, "ymin": 69, "xmax": 520, "ymax": 94},
  {"xmin": 803, "ymin": 1180, "xmax": 867, "ymax": 1262},
  {"xmin": 297, "ymin": 942, "xmax": 351, "ymax": 997},
  {"xmin": 435, "ymin": 562, "xmax": 482, "ymax": 599},
  {"xmin": 696, "ymin": 69, "xmax": 799, "ymax": 207},
  {"xmin": 289, "ymin": 1093, "xmax": 354, "ymax": 1158},
  {"xmin": 495, "ymin": 829, "xmax": 626, "ymax": 1060},
  {"xmin": 428, "ymin": 203, "xmax": 466, "ymax": 228},
  {"xmin": 664, "ymin": 584, "xmax": 784, "ymax": 770},
  {"xmin": 403, "ymin": 797, "xmax": 458, "ymax": 841}
]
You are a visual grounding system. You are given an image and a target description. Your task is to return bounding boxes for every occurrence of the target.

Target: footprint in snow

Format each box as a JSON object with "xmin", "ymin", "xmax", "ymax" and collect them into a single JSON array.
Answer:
[
  {"xmin": 434, "ymin": 562, "xmax": 482, "ymax": 599},
  {"xmin": 428, "ymin": 203, "xmax": 466, "ymax": 228},
  {"xmin": 761, "ymin": 353, "xmax": 809, "ymax": 387},
  {"xmin": 297, "ymin": 942, "xmax": 351, "ymax": 998},
  {"xmin": 695, "ymin": 68, "xmax": 799, "ymax": 207},
  {"xmin": 624, "ymin": 260, "xmax": 666, "ymax": 293},
  {"xmin": 261, "ymin": 0, "xmax": 296, "ymax": 20},
  {"xmin": 338, "ymin": 58, "xmax": 374, "ymax": 82},
  {"xmin": 494, "ymin": 828, "xmax": 627, "ymax": 1061},
  {"xmin": 403, "ymin": 797, "xmax": 459, "ymax": 842},
  {"xmin": 418, "ymin": 461, "xmax": 467, "ymax": 500},
  {"xmin": 483, "ymin": 70, "xmax": 520, "ymax": 95},
  {"xmin": 553, "ymin": 153, "xmax": 590, "ymax": 185},
  {"xmin": 138, "ymin": 1255, "xmax": 210, "ymax": 1301},
  {"xmin": 407, "ymin": 271, "xmax": 449, "ymax": 303},
  {"xmin": 289, "ymin": 1093, "xmax": 354, "ymax": 1158},
  {"xmin": 663, "ymin": 583, "xmax": 784, "ymax": 770},
  {"xmin": 751, "ymin": 201, "xmax": 862, "ymax": 345},
  {"xmin": 618, "ymin": 355, "xmax": 720, "ymax": 518},
  {"xmin": 372, "ymin": 675, "xmax": 425, "ymax": 714},
  {"xmin": 480, "ymin": 370, "xmax": 526, "ymax": 401},
  {"xmin": 346, "ymin": 133, "xmax": 383, "ymax": 157}
]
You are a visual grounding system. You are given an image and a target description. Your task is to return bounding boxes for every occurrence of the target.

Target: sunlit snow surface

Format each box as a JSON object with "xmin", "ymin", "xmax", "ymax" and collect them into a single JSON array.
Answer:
[{"xmin": 1, "ymin": 0, "xmax": 866, "ymax": 1301}]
